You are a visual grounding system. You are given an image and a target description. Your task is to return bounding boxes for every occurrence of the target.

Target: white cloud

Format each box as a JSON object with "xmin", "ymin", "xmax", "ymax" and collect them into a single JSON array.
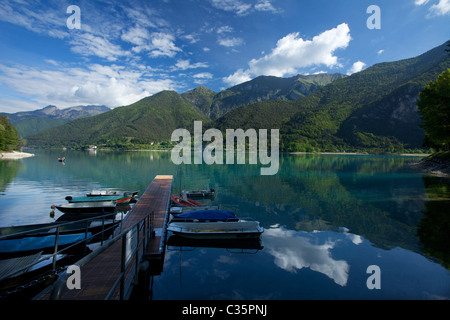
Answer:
[
  {"xmin": 415, "ymin": 0, "xmax": 450, "ymax": 16},
  {"xmin": 193, "ymin": 72, "xmax": 213, "ymax": 79},
  {"xmin": 147, "ymin": 32, "xmax": 182, "ymax": 58},
  {"xmin": 415, "ymin": 0, "xmax": 430, "ymax": 5},
  {"xmin": 0, "ymin": 1, "xmax": 182, "ymax": 61},
  {"xmin": 182, "ymin": 33, "xmax": 200, "ymax": 44},
  {"xmin": 121, "ymin": 26, "xmax": 182, "ymax": 58},
  {"xmin": 0, "ymin": 0, "xmax": 68, "ymax": 38},
  {"xmin": 377, "ymin": 49, "xmax": 384, "ymax": 55},
  {"xmin": 347, "ymin": 61, "xmax": 366, "ymax": 75},
  {"xmin": 217, "ymin": 26, "xmax": 234, "ymax": 34},
  {"xmin": 193, "ymin": 72, "xmax": 214, "ymax": 84},
  {"xmin": 223, "ymin": 69, "xmax": 252, "ymax": 86},
  {"xmin": 122, "ymin": 6, "xmax": 160, "ymax": 29},
  {"xmin": 255, "ymin": 0, "xmax": 281, "ymax": 13},
  {"xmin": 429, "ymin": 0, "xmax": 450, "ymax": 15},
  {"xmin": 173, "ymin": 59, "xmax": 209, "ymax": 71},
  {"xmin": 70, "ymin": 33, "xmax": 130, "ymax": 62},
  {"xmin": 45, "ymin": 59, "xmax": 60, "ymax": 66},
  {"xmin": 210, "ymin": 0, "xmax": 252, "ymax": 16},
  {"xmin": 0, "ymin": 98, "xmax": 39, "ymax": 113},
  {"xmin": 224, "ymin": 23, "xmax": 351, "ymax": 86},
  {"xmin": 210, "ymin": 0, "xmax": 281, "ymax": 15},
  {"xmin": 218, "ymin": 37, "xmax": 245, "ymax": 47},
  {"xmin": 0, "ymin": 63, "xmax": 178, "ymax": 110},
  {"xmin": 121, "ymin": 26, "xmax": 150, "ymax": 46},
  {"xmin": 0, "ymin": 1, "xmax": 189, "ymax": 112}
]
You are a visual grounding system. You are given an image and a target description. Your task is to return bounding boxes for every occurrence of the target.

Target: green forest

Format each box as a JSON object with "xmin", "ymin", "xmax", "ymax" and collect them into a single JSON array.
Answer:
[
  {"xmin": 417, "ymin": 69, "xmax": 450, "ymax": 151},
  {"xmin": 17, "ymin": 41, "xmax": 450, "ymax": 154},
  {"xmin": 0, "ymin": 115, "xmax": 21, "ymax": 152}
]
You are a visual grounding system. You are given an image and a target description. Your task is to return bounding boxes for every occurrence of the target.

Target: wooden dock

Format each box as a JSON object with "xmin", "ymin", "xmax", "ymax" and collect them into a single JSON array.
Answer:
[{"xmin": 36, "ymin": 175, "xmax": 172, "ymax": 300}]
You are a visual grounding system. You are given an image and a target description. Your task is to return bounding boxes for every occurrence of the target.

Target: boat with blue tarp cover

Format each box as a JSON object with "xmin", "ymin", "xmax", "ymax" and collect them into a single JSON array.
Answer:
[{"xmin": 0, "ymin": 233, "xmax": 91, "ymax": 254}]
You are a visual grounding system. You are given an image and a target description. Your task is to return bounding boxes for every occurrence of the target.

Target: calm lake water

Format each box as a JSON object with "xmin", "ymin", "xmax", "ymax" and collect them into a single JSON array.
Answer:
[{"xmin": 1, "ymin": 149, "xmax": 449, "ymax": 300}]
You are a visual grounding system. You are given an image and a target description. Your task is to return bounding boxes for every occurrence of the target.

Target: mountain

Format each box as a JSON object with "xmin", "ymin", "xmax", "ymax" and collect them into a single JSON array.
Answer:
[
  {"xmin": 208, "ymin": 73, "xmax": 346, "ymax": 120},
  {"xmin": 281, "ymin": 41, "xmax": 450, "ymax": 152},
  {"xmin": 25, "ymin": 73, "xmax": 343, "ymax": 148},
  {"xmin": 216, "ymin": 41, "xmax": 450, "ymax": 152},
  {"xmin": 180, "ymin": 86, "xmax": 217, "ymax": 116},
  {"xmin": 26, "ymin": 91, "xmax": 210, "ymax": 148},
  {"xmin": 25, "ymin": 41, "xmax": 450, "ymax": 152},
  {"xmin": 3, "ymin": 105, "xmax": 110, "ymax": 122},
  {"xmin": 1, "ymin": 105, "xmax": 110, "ymax": 137}
]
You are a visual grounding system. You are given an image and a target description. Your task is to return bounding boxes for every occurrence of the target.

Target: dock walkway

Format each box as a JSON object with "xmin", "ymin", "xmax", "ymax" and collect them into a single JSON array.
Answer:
[{"xmin": 37, "ymin": 175, "xmax": 172, "ymax": 300}]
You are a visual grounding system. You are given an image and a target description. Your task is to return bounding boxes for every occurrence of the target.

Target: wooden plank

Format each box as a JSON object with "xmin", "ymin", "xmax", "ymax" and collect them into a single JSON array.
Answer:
[{"xmin": 37, "ymin": 175, "xmax": 172, "ymax": 300}]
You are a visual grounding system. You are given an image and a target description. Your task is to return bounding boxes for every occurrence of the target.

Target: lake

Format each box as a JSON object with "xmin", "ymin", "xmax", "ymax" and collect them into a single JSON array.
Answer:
[{"xmin": 0, "ymin": 149, "xmax": 449, "ymax": 300}]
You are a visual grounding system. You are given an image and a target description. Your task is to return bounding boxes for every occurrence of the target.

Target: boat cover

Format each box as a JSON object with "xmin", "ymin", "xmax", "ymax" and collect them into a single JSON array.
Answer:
[
  {"xmin": 171, "ymin": 209, "xmax": 238, "ymax": 222},
  {"xmin": 0, "ymin": 233, "xmax": 91, "ymax": 253}
]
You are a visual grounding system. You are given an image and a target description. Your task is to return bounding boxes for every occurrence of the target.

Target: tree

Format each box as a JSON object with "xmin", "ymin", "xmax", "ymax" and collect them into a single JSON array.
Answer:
[
  {"xmin": 0, "ymin": 115, "xmax": 21, "ymax": 152},
  {"xmin": 417, "ymin": 69, "xmax": 450, "ymax": 151}
]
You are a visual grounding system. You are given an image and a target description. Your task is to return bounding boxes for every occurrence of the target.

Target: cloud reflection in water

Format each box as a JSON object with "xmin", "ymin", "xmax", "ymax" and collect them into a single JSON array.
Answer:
[{"xmin": 263, "ymin": 225, "xmax": 363, "ymax": 286}]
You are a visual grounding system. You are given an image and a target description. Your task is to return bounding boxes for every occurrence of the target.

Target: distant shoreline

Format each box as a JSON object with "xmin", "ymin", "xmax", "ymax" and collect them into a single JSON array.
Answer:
[
  {"xmin": 288, "ymin": 152, "xmax": 429, "ymax": 157},
  {"xmin": 24, "ymin": 147, "xmax": 431, "ymax": 157},
  {"xmin": 0, "ymin": 151, "xmax": 35, "ymax": 159}
]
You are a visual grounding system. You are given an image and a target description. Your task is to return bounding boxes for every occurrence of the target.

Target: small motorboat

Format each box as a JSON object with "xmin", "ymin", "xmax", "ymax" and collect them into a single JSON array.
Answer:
[
  {"xmin": 65, "ymin": 192, "xmax": 133, "ymax": 204},
  {"xmin": 0, "ymin": 218, "xmax": 119, "ymax": 257},
  {"xmin": 184, "ymin": 188, "xmax": 215, "ymax": 198},
  {"xmin": 0, "ymin": 252, "xmax": 68, "ymax": 296},
  {"xmin": 0, "ymin": 218, "xmax": 115, "ymax": 238},
  {"xmin": 86, "ymin": 190, "xmax": 139, "ymax": 198},
  {"xmin": 170, "ymin": 209, "xmax": 239, "ymax": 223},
  {"xmin": 0, "ymin": 232, "xmax": 91, "ymax": 254},
  {"xmin": 167, "ymin": 220, "xmax": 264, "ymax": 239},
  {"xmin": 170, "ymin": 205, "xmax": 219, "ymax": 215},
  {"xmin": 53, "ymin": 201, "xmax": 116, "ymax": 214},
  {"xmin": 171, "ymin": 194, "xmax": 206, "ymax": 207}
]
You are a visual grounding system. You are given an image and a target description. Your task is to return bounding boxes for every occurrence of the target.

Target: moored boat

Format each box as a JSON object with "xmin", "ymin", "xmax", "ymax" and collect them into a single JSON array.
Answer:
[
  {"xmin": 65, "ymin": 193, "xmax": 133, "ymax": 204},
  {"xmin": 170, "ymin": 205, "xmax": 219, "ymax": 214},
  {"xmin": 0, "ymin": 217, "xmax": 119, "ymax": 257},
  {"xmin": 86, "ymin": 190, "xmax": 138, "ymax": 198},
  {"xmin": 0, "ymin": 233, "xmax": 91, "ymax": 254},
  {"xmin": 184, "ymin": 188, "xmax": 215, "ymax": 198},
  {"xmin": 167, "ymin": 220, "xmax": 264, "ymax": 239},
  {"xmin": 0, "ymin": 217, "xmax": 116, "ymax": 238},
  {"xmin": 0, "ymin": 252, "xmax": 68, "ymax": 297},
  {"xmin": 171, "ymin": 194, "xmax": 206, "ymax": 207},
  {"xmin": 170, "ymin": 209, "xmax": 239, "ymax": 222},
  {"xmin": 54, "ymin": 201, "xmax": 116, "ymax": 214}
]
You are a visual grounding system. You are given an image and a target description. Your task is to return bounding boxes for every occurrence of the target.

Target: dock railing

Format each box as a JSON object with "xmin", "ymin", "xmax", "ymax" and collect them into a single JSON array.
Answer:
[
  {"xmin": 49, "ymin": 211, "xmax": 154, "ymax": 300},
  {"xmin": 0, "ymin": 212, "xmax": 122, "ymax": 288}
]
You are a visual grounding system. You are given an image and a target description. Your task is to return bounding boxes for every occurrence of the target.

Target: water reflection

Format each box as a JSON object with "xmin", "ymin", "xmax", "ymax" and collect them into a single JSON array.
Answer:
[
  {"xmin": 1, "ymin": 150, "xmax": 449, "ymax": 299},
  {"xmin": 263, "ymin": 225, "xmax": 353, "ymax": 286},
  {"xmin": 0, "ymin": 160, "xmax": 21, "ymax": 194},
  {"xmin": 417, "ymin": 176, "xmax": 450, "ymax": 269}
]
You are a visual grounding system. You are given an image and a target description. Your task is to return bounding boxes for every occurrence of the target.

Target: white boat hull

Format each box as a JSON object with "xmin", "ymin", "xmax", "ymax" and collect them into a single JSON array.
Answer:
[{"xmin": 167, "ymin": 221, "xmax": 263, "ymax": 239}]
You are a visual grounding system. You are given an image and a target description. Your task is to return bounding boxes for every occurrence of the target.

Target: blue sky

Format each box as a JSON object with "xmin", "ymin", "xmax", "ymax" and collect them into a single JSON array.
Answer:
[{"xmin": 0, "ymin": 0, "xmax": 449, "ymax": 113}]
